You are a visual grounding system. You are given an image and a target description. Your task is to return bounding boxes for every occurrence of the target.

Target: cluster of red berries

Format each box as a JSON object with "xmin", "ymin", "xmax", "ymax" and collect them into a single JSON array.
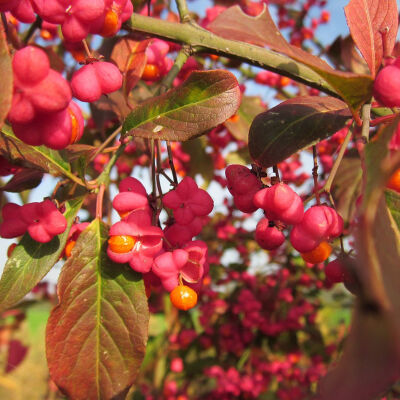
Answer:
[
  {"xmin": 107, "ymin": 176, "xmax": 213, "ymax": 311},
  {"xmin": 8, "ymin": 46, "xmax": 83, "ymax": 150},
  {"xmin": 226, "ymin": 164, "xmax": 343, "ymax": 265},
  {"xmin": 0, "ymin": 200, "xmax": 67, "ymax": 243}
]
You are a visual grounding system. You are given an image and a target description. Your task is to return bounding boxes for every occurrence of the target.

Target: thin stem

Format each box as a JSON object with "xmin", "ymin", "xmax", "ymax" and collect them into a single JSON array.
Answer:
[
  {"xmin": 128, "ymin": 13, "xmax": 338, "ymax": 96},
  {"xmin": 304, "ymin": 127, "xmax": 353, "ymax": 203},
  {"xmin": 167, "ymin": 143, "xmax": 178, "ymax": 184},
  {"xmin": 272, "ymin": 165, "xmax": 280, "ymax": 182},
  {"xmin": 312, "ymin": 146, "xmax": 320, "ymax": 205},
  {"xmin": 82, "ymin": 39, "xmax": 92, "ymax": 58},
  {"xmin": 159, "ymin": 169, "xmax": 175, "ymax": 185},
  {"xmin": 361, "ymin": 103, "xmax": 371, "ymax": 143},
  {"xmin": 88, "ymin": 125, "xmax": 122, "ymax": 164},
  {"xmin": 96, "ymin": 143, "xmax": 127, "ymax": 186},
  {"xmin": 370, "ymin": 113, "xmax": 397, "ymax": 127},
  {"xmin": 158, "ymin": 47, "xmax": 190, "ymax": 93},
  {"xmin": 23, "ymin": 15, "xmax": 42, "ymax": 44},
  {"xmin": 96, "ymin": 184, "xmax": 106, "ymax": 220},
  {"xmin": 155, "ymin": 140, "xmax": 163, "ymax": 198}
]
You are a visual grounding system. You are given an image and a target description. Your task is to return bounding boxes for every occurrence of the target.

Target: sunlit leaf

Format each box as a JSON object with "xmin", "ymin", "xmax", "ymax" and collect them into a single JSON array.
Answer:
[
  {"xmin": 122, "ymin": 70, "xmax": 241, "ymax": 141},
  {"xmin": 111, "ymin": 38, "xmax": 151, "ymax": 98},
  {"xmin": 0, "ymin": 198, "xmax": 84, "ymax": 313},
  {"xmin": 0, "ymin": 127, "xmax": 81, "ymax": 183},
  {"xmin": 46, "ymin": 218, "xmax": 149, "ymax": 400},
  {"xmin": 345, "ymin": 0, "xmax": 398, "ymax": 77},
  {"xmin": 249, "ymin": 96, "xmax": 351, "ymax": 167}
]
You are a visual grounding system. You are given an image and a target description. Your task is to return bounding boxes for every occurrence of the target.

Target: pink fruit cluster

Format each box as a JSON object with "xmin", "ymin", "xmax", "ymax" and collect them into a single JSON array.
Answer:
[
  {"xmin": 290, "ymin": 205, "xmax": 343, "ymax": 253},
  {"xmin": 8, "ymin": 46, "xmax": 84, "ymax": 149},
  {"xmin": 0, "ymin": 200, "xmax": 67, "ymax": 243},
  {"xmin": 71, "ymin": 61, "xmax": 123, "ymax": 102},
  {"xmin": 107, "ymin": 176, "xmax": 213, "ymax": 297},
  {"xmin": 31, "ymin": 0, "xmax": 133, "ymax": 42},
  {"xmin": 225, "ymin": 164, "xmax": 343, "ymax": 256}
]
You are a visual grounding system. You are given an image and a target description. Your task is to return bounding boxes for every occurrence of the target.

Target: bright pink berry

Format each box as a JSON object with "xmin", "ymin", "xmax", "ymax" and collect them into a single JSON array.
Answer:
[
  {"xmin": 71, "ymin": 61, "xmax": 122, "ymax": 102},
  {"xmin": 9, "ymin": 46, "xmax": 71, "ymax": 125},
  {"xmin": 107, "ymin": 210, "xmax": 163, "ymax": 273},
  {"xmin": 289, "ymin": 224, "xmax": 320, "ymax": 253},
  {"xmin": 163, "ymin": 177, "xmax": 214, "ymax": 225},
  {"xmin": 289, "ymin": 205, "xmax": 343, "ymax": 253},
  {"xmin": 253, "ymin": 183, "xmax": 304, "ymax": 225},
  {"xmin": 0, "ymin": 0, "xmax": 36, "ymax": 23},
  {"xmin": 32, "ymin": 0, "xmax": 108, "ymax": 42},
  {"xmin": 373, "ymin": 59, "xmax": 400, "ymax": 107},
  {"xmin": 20, "ymin": 200, "xmax": 67, "ymax": 243},
  {"xmin": 152, "ymin": 240, "xmax": 207, "ymax": 291},
  {"xmin": 12, "ymin": 100, "xmax": 84, "ymax": 150},
  {"xmin": 254, "ymin": 218, "xmax": 285, "ymax": 250}
]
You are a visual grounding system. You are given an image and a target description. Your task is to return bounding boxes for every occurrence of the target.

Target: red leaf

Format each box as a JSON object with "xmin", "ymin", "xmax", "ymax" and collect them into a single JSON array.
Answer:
[
  {"xmin": 111, "ymin": 38, "xmax": 151, "ymax": 98},
  {"xmin": 208, "ymin": 5, "xmax": 373, "ymax": 115},
  {"xmin": 345, "ymin": 0, "xmax": 398, "ymax": 77}
]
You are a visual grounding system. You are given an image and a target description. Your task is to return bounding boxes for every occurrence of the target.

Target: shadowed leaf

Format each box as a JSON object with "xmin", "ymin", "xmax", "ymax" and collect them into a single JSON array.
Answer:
[
  {"xmin": 0, "ymin": 169, "xmax": 43, "ymax": 192},
  {"xmin": 249, "ymin": 96, "xmax": 351, "ymax": 167},
  {"xmin": 122, "ymin": 70, "xmax": 240, "ymax": 141},
  {"xmin": 224, "ymin": 96, "xmax": 266, "ymax": 143},
  {"xmin": 208, "ymin": 5, "xmax": 373, "ymax": 114},
  {"xmin": 46, "ymin": 218, "xmax": 149, "ymax": 400},
  {"xmin": 0, "ymin": 22, "xmax": 12, "ymax": 130},
  {"xmin": 345, "ymin": 0, "xmax": 398, "ymax": 77},
  {"xmin": 319, "ymin": 121, "xmax": 400, "ymax": 400},
  {"xmin": 331, "ymin": 151, "xmax": 362, "ymax": 225},
  {"xmin": 0, "ymin": 198, "xmax": 84, "ymax": 313}
]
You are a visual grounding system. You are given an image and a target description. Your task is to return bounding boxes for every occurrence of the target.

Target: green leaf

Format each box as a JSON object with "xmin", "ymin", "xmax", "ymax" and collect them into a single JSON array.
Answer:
[
  {"xmin": 224, "ymin": 95, "xmax": 266, "ymax": 143},
  {"xmin": 0, "ymin": 25, "xmax": 12, "ymax": 129},
  {"xmin": 249, "ymin": 96, "xmax": 351, "ymax": 167},
  {"xmin": 0, "ymin": 126, "xmax": 84, "ymax": 185},
  {"xmin": 0, "ymin": 198, "xmax": 84, "ymax": 313},
  {"xmin": 122, "ymin": 70, "xmax": 241, "ymax": 141},
  {"xmin": 385, "ymin": 189, "xmax": 400, "ymax": 230},
  {"xmin": 46, "ymin": 218, "xmax": 149, "ymax": 400},
  {"xmin": 331, "ymin": 151, "xmax": 362, "ymax": 225}
]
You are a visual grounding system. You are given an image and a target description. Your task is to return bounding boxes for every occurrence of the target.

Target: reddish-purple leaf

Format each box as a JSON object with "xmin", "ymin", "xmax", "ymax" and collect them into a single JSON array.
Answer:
[
  {"xmin": 0, "ymin": 169, "xmax": 43, "ymax": 192},
  {"xmin": 208, "ymin": 5, "xmax": 373, "ymax": 114},
  {"xmin": 249, "ymin": 96, "xmax": 351, "ymax": 167},
  {"xmin": 46, "ymin": 219, "xmax": 149, "ymax": 400},
  {"xmin": 0, "ymin": 23, "xmax": 12, "ymax": 129},
  {"xmin": 345, "ymin": 0, "xmax": 398, "ymax": 78},
  {"xmin": 111, "ymin": 38, "xmax": 151, "ymax": 98},
  {"xmin": 6, "ymin": 340, "xmax": 29, "ymax": 373},
  {"xmin": 122, "ymin": 70, "xmax": 241, "ymax": 141}
]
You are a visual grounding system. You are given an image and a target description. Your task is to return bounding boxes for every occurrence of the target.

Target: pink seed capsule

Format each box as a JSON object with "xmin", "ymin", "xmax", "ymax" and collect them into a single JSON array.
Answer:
[{"xmin": 255, "ymin": 218, "xmax": 285, "ymax": 250}]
